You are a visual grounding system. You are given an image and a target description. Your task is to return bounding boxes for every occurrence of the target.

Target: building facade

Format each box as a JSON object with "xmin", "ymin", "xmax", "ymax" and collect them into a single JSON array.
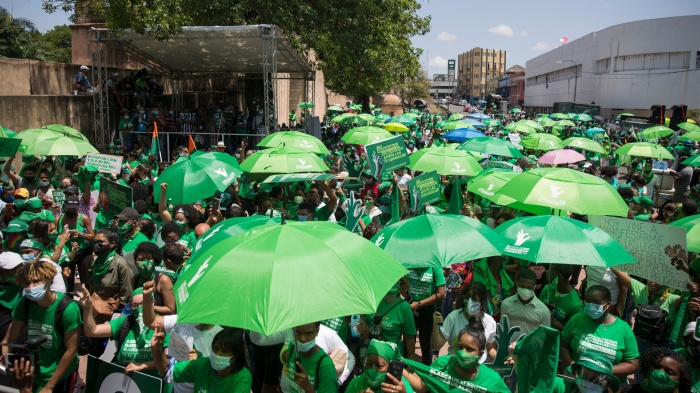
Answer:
[
  {"xmin": 497, "ymin": 74, "xmax": 510, "ymax": 99},
  {"xmin": 524, "ymin": 15, "xmax": 700, "ymax": 118},
  {"xmin": 457, "ymin": 47, "xmax": 507, "ymax": 103},
  {"xmin": 430, "ymin": 74, "xmax": 456, "ymax": 98},
  {"xmin": 506, "ymin": 65, "xmax": 526, "ymax": 108}
]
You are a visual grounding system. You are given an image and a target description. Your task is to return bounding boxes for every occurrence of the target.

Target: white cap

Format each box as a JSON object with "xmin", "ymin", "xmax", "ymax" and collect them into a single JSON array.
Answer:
[
  {"xmin": 112, "ymin": 72, "xmax": 119, "ymax": 77},
  {"xmin": 80, "ymin": 65, "xmax": 90, "ymax": 70},
  {"xmin": 684, "ymin": 322, "xmax": 696, "ymax": 338},
  {"xmin": 216, "ymin": 141, "xmax": 226, "ymax": 148},
  {"xmin": 335, "ymin": 171, "xmax": 349, "ymax": 179},
  {"xmin": 0, "ymin": 252, "xmax": 23, "ymax": 270}
]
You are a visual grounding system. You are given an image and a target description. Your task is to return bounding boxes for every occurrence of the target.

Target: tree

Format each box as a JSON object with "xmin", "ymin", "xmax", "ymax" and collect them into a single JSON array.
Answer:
[
  {"xmin": 0, "ymin": 6, "xmax": 40, "ymax": 59},
  {"xmin": 40, "ymin": 25, "xmax": 73, "ymax": 63},
  {"xmin": 402, "ymin": 71, "xmax": 431, "ymax": 108},
  {"xmin": 41, "ymin": 0, "xmax": 430, "ymax": 108}
]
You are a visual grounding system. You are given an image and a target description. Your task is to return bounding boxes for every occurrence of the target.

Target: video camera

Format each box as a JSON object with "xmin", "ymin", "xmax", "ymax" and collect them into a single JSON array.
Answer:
[{"xmin": 0, "ymin": 336, "xmax": 47, "ymax": 374}]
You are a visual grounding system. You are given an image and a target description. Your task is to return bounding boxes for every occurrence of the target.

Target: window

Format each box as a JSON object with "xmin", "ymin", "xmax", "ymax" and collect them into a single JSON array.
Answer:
[
  {"xmin": 696, "ymin": 51, "xmax": 700, "ymax": 68},
  {"xmin": 596, "ymin": 58, "xmax": 611, "ymax": 74},
  {"xmin": 614, "ymin": 51, "xmax": 690, "ymax": 71}
]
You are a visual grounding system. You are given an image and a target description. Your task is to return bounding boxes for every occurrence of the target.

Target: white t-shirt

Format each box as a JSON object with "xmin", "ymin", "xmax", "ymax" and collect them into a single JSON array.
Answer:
[
  {"xmin": 396, "ymin": 174, "xmax": 412, "ymax": 190},
  {"xmin": 439, "ymin": 309, "xmax": 496, "ymax": 364},
  {"xmin": 586, "ymin": 266, "xmax": 620, "ymax": 305}
]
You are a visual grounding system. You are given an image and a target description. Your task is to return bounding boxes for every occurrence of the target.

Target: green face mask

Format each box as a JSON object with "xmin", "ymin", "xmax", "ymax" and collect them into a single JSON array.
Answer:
[
  {"xmin": 364, "ymin": 368, "xmax": 387, "ymax": 388},
  {"xmin": 118, "ymin": 222, "xmax": 133, "ymax": 234},
  {"xmin": 646, "ymin": 369, "xmax": 679, "ymax": 392},
  {"xmin": 175, "ymin": 220, "xmax": 187, "ymax": 231},
  {"xmin": 649, "ymin": 287, "xmax": 666, "ymax": 296},
  {"xmin": 455, "ymin": 350, "xmax": 479, "ymax": 369},
  {"xmin": 48, "ymin": 232, "xmax": 58, "ymax": 242},
  {"xmin": 137, "ymin": 260, "xmax": 155, "ymax": 279}
]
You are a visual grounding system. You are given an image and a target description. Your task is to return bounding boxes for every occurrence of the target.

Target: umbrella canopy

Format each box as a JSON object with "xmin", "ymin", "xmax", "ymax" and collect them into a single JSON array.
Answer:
[
  {"xmin": 154, "ymin": 152, "xmax": 243, "ymax": 204},
  {"xmin": 537, "ymin": 149, "xmax": 586, "ymax": 165},
  {"xmin": 572, "ymin": 114, "xmax": 593, "ymax": 122},
  {"xmin": 299, "ymin": 101, "xmax": 315, "ymax": 109},
  {"xmin": 494, "ymin": 215, "xmax": 636, "ymax": 266},
  {"xmin": 193, "ymin": 215, "xmax": 282, "ymax": 257},
  {"xmin": 614, "ymin": 142, "xmax": 674, "ymax": 160},
  {"xmin": 550, "ymin": 113, "xmax": 568, "ymax": 120},
  {"xmin": 0, "ymin": 126, "xmax": 16, "ymax": 138},
  {"xmin": 16, "ymin": 128, "xmax": 65, "ymax": 152},
  {"xmin": 27, "ymin": 135, "xmax": 98, "ymax": 156},
  {"xmin": 553, "ymin": 120, "xmax": 576, "ymax": 128},
  {"xmin": 517, "ymin": 120, "xmax": 545, "ymax": 133},
  {"xmin": 448, "ymin": 113, "xmax": 465, "ymax": 121},
  {"xmin": 458, "ymin": 136, "xmax": 523, "ymax": 158},
  {"xmin": 387, "ymin": 116, "xmax": 417, "ymax": 126},
  {"xmin": 466, "ymin": 169, "xmax": 552, "ymax": 215},
  {"xmin": 482, "ymin": 119, "xmax": 501, "ymax": 127},
  {"xmin": 521, "ymin": 133, "xmax": 565, "ymax": 151},
  {"xmin": 409, "ymin": 109, "xmax": 421, "ymax": 115},
  {"xmin": 504, "ymin": 122, "xmax": 537, "ymax": 135},
  {"xmin": 511, "ymin": 108, "xmax": 522, "ymax": 113},
  {"xmin": 585, "ymin": 128, "xmax": 607, "ymax": 135},
  {"xmin": 616, "ymin": 113, "xmax": 635, "ymax": 119},
  {"xmin": 669, "ymin": 214, "xmax": 700, "ymax": 252},
  {"xmin": 175, "ymin": 221, "xmax": 409, "ymax": 334},
  {"xmin": 466, "ymin": 113, "xmax": 490, "ymax": 120},
  {"xmin": 42, "ymin": 124, "xmax": 88, "ymax": 141},
  {"xmin": 341, "ymin": 126, "xmax": 393, "ymax": 145},
  {"xmin": 257, "ymin": 131, "xmax": 329, "ymax": 154},
  {"xmin": 442, "ymin": 129, "xmax": 485, "ymax": 142},
  {"xmin": 408, "ymin": 147, "xmax": 483, "ymax": 176},
  {"xmin": 562, "ymin": 137, "xmax": 606, "ymax": 154},
  {"xmin": 383, "ymin": 122, "xmax": 410, "ymax": 133},
  {"xmin": 678, "ymin": 122, "xmax": 700, "ymax": 133},
  {"xmin": 566, "ymin": 113, "xmax": 577, "ymax": 119},
  {"xmin": 498, "ymin": 168, "xmax": 629, "ymax": 216},
  {"xmin": 326, "ymin": 105, "xmax": 344, "ymax": 112},
  {"xmin": 371, "ymin": 214, "xmax": 507, "ymax": 269},
  {"xmin": 462, "ymin": 118, "xmax": 486, "ymax": 128},
  {"xmin": 375, "ymin": 113, "xmax": 391, "ymax": 122},
  {"xmin": 681, "ymin": 155, "xmax": 700, "ymax": 167},
  {"xmin": 680, "ymin": 131, "xmax": 700, "ymax": 142},
  {"xmin": 240, "ymin": 146, "xmax": 329, "ymax": 174},
  {"xmin": 443, "ymin": 121, "xmax": 473, "ymax": 131},
  {"xmin": 641, "ymin": 125, "xmax": 674, "ymax": 139}
]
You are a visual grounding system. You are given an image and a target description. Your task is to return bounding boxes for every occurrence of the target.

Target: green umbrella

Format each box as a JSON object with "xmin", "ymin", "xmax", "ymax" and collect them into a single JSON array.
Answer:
[
  {"xmin": 174, "ymin": 221, "xmax": 409, "ymax": 334},
  {"xmin": 553, "ymin": 120, "xmax": 576, "ymax": 128},
  {"xmin": 410, "ymin": 109, "xmax": 421, "ymax": 115},
  {"xmin": 0, "ymin": 126, "xmax": 16, "ymax": 138},
  {"xmin": 494, "ymin": 215, "xmax": 636, "ymax": 266},
  {"xmin": 566, "ymin": 113, "xmax": 577, "ymax": 119},
  {"xmin": 669, "ymin": 214, "xmax": 700, "ymax": 252},
  {"xmin": 550, "ymin": 113, "xmax": 568, "ymax": 120},
  {"xmin": 535, "ymin": 118, "xmax": 556, "ymax": 127},
  {"xmin": 27, "ymin": 135, "xmax": 98, "ymax": 156},
  {"xmin": 572, "ymin": 114, "xmax": 593, "ymax": 122},
  {"xmin": 466, "ymin": 169, "xmax": 552, "ymax": 215},
  {"xmin": 358, "ymin": 113, "xmax": 377, "ymax": 122},
  {"xmin": 371, "ymin": 214, "xmax": 507, "ymax": 269},
  {"xmin": 562, "ymin": 137, "xmax": 606, "ymax": 154},
  {"xmin": 240, "ymin": 146, "xmax": 329, "ymax": 174},
  {"xmin": 504, "ymin": 122, "xmax": 537, "ymax": 135},
  {"xmin": 458, "ymin": 136, "xmax": 523, "ymax": 158},
  {"xmin": 341, "ymin": 126, "xmax": 393, "ymax": 145},
  {"xmin": 404, "ymin": 113, "xmax": 420, "ymax": 119},
  {"xmin": 334, "ymin": 114, "xmax": 371, "ymax": 126},
  {"xmin": 383, "ymin": 122, "xmax": 409, "ymax": 133},
  {"xmin": 482, "ymin": 119, "xmax": 501, "ymax": 127},
  {"xmin": 511, "ymin": 108, "xmax": 522, "ymax": 113},
  {"xmin": 616, "ymin": 113, "xmax": 635, "ymax": 119},
  {"xmin": 678, "ymin": 122, "xmax": 700, "ymax": 133},
  {"xmin": 42, "ymin": 124, "xmax": 89, "ymax": 141},
  {"xmin": 389, "ymin": 116, "xmax": 417, "ymax": 126},
  {"xmin": 498, "ymin": 168, "xmax": 629, "ymax": 216},
  {"xmin": 681, "ymin": 154, "xmax": 700, "ymax": 167},
  {"xmin": 192, "ymin": 216, "xmax": 282, "ymax": 257},
  {"xmin": 520, "ymin": 133, "xmax": 565, "ymax": 151},
  {"xmin": 448, "ymin": 113, "xmax": 464, "ymax": 121},
  {"xmin": 517, "ymin": 120, "xmax": 545, "ymax": 133},
  {"xmin": 331, "ymin": 113, "xmax": 354, "ymax": 123},
  {"xmin": 327, "ymin": 105, "xmax": 344, "ymax": 112},
  {"xmin": 16, "ymin": 128, "xmax": 65, "ymax": 152},
  {"xmin": 680, "ymin": 130, "xmax": 700, "ymax": 142},
  {"xmin": 443, "ymin": 121, "xmax": 473, "ymax": 131},
  {"xmin": 257, "ymin": 131, "xmax": 329, "ymax": 154},
  {"xmin": 614, "ymin": 142, "xmax": 674, "ymax": 160},
  {"xmin": 299, "ymin": 102, "xmax": 315, "ymax": 109},
  {"xmin": 407, "ymin": 147, "xmax": 483, "ymax": 176},
  {"xmin": 154, "ymin": 151, "xmax": 243, "ymax": 204},
  {"xmin": 376, "ymin": 113, "xmax": 391, "ymax": 122},
  {"xmin": 641, "ymin": 125, "xmax": 674, "ymax": 139}
]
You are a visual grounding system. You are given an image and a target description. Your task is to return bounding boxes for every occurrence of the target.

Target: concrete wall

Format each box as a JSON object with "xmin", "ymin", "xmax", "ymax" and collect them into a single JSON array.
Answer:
[{"xmin": 0, "ymin": 95, "xmax": 94, "ymax": 138}]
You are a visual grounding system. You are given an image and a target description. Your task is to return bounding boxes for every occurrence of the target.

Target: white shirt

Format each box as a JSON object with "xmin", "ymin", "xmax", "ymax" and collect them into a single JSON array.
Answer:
[
  {"xmin": 586, "ymin": 266, "xmax": 620, "ymax": 305},
  {"xmin": 440, "ymin": 309, "xmax": 496, "ymax": 363},
  {"xmin": 396, "ymin": 174, "xmax": 412, "ymax": 190},
  {"xmin": 500, "ymin": 294, "xmax": 551, "ymax": 342}
]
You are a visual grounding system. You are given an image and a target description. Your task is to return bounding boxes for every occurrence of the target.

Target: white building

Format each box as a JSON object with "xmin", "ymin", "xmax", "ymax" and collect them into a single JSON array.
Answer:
[{"xmin": 524, "ymin": 15, "xmax": 700, "ymax": 119}]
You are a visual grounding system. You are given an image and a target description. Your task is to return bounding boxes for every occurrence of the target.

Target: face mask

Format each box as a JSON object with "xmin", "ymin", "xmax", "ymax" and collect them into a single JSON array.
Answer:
[
  {"xmin": 45, "ymin": 167, "xmax": 53, "ymax": 172},
  {"xmin": 387, "ymin": 283, "xmax": 400, "ymax": 297},
  {"xmin": 295, "ymin": 338, "xmax": 316, "ymax": 353},
  {"xmin": 258, "ymin": 110, "xmax": 263, "ymax": 115},
  {"xmin": 210, "ymin": 353, "xmax": 232, "ymax": 371},
  {"xmin": 364, "ymin": 200, "xmax": 373, "ymax": 207},
  {"xmin": 364, "ymin": 369, "xmax": 387, "ymax": 388},
  {"xmin": 466, "ymin": 298, "xmax": 481, "ymax": 315},
  {"xmin": 649, "ymin": 286, "xmax": 665, "ymax": 295},
  {"xmin": 21, "ymin": 253, "xmax": 37, "ymax": 262},
  {"xmin": 93, "ymin": 242, "xmax": 112, "ymax": 256},
  {"xmin": 130, "ymin": 305, "xmax": 142, "ymax": 318},
  {"xmin": 379, "ymin": 205, "xmax": 389, "ymax": 214},
  {"xmin": 646, "ymin": 369, "xmax": 679, "ymax": 392},
  {"xmin": 517, "ymin": 287, "xmax": 534, "ymax": 301},
  {"xmin": 175, "ymin": 220, "xmax": 187, "ymax": 230},
  {"xmin": 48, "ymin": 232, "xmax": 58, "ymax": 242},
  {"xmin": 178, "ymin": 152, "xmax": 186, "ymax": 157},
  {"xmin": 293, "ymin": 196, "xmax": 304, "ymax": 205},
  {"xmin": 25, "ymin": 283, "xmax": 47, "ymax": 301},
  {"xmin": 39, "ymin": 180, "xmax": 50, "ymax": 187},
  {"xmin": 575, "ymin": 377, "xmax": 604, "ymax": 393},
  {"xmin": 137, "ymin": 260, "xmax": 155, "ymax": 278},
  {"xmin": 584, "ymin": 303, "xmax": 605, "ymax": 320},
  {"xmin": 455, "ymin": 350, "xmax": 479, "ymax": 369},
  {"xmin": 117, "ymin": 222, "xmax": 132, "ymax": 234},
  {"xmin": 152, "ymin": 111, "xmax": 159, "ymax": 115},
  {"xmin": 297, "ymin": 215, "xmax": 308, "ymax": 222},
  {"xmin": 124, "ymin": 115, "xmax": 130, "ymax": 119},
  {"xmin": 139, "ymin": 177, "xmax": 149, "ymax": 186}
]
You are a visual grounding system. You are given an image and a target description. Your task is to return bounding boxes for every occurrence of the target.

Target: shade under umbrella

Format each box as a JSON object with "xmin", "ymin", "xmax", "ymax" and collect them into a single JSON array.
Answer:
[
  {"xmin": 458, "ymin": 136, "xmax": 523, "ymax": 158},
  {"xmin": 257, "ymin": 131, "xmax": 329, "ymax": 154},
  {"xmin": 537, "ymin": 149, "xmax": 586, "ymax": 165},
  {"xmin": 614, "ymin": 142, "xmax": 674, "ymax": 160},
  {"xmin": 408, "ymin": 147, "xmax": 483, "ymax": 176}
]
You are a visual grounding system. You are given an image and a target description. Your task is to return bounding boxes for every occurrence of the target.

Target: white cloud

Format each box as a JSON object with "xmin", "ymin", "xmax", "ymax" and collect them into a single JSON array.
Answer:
[
  {"xmin": 487, "ymin": 24, "xmax": 514, "ymax": 37},
  {"xmin": 428, "ymin": 56, "xmax": 449, "ymax": 69},
  {"xmin": 520, "ymin": 31, "xmax": 527, "ymax": 36},
  {"xmin": 437, "ymin": 31, "xmax": 458, "ymax": 42},
  {"xmin": 532, "ymin": 42, "xmax": 550, "ymax": 51}
]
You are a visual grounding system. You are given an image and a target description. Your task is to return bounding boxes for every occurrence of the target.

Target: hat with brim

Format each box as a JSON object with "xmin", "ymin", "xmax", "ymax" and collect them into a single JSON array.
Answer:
[
  {"xmin": 25, "ymin": 197, "xmax": 42, "ymax": 210},
  {"xmin": 19, "ymin": 238, "xmax": 43, "ymax": 250},
  {"xmin": 2, "ymin": 220, "xmax": 28, "ymax": 233},
  {"xmin": 684, "ymin": 322, "xmax": 696, "ymax": 338},
  {"xmin": 567, "ymin": 351, "xmax": 620, "ymax": 392},
  {"xmin": 63, "ymin": 197, "xmax": 80, "ymax": 210},
  {"xmin": 14, "ymin": 188, "xmax": 29, "ymax": 198},
  {"xmin": 0, "ymin": 252, "xmax": 23, "ymax": 270},
  {"xmin": 114, "ymin": 207, "xmax": 140, "ymax": 221},
  {"xmin": 17, "ymin": 211, "xmax": 40, "ymax": 224}
]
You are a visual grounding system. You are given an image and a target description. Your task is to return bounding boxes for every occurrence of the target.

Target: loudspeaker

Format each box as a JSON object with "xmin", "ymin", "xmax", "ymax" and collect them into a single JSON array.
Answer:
[
  {"xmin": 649, "ymin": 105, "xmax": 665, "ymax": 125},
  {"xmin": 669, "ymin": 105, "xmax": 687, "ymax": 131},
  {"xmin": 307, "ymin": 116, "xmax": 322, "ymax": 140}
]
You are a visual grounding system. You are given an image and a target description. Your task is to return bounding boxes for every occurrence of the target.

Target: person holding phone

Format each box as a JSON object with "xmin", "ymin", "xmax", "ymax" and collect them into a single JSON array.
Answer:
[{"xmin": 345, "ymin": 339, "xmax": 411, "ymax": 393}]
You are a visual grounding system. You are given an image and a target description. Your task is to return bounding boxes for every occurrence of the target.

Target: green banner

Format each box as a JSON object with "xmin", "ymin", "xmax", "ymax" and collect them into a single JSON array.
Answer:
[
  {"xmin": 99, "ymin": 178, "xmax": 133, "ymax": 217},
  {"xmin": 365, "ymin": 136, "xmax": 410, "ymax": 178},
  {"xmin": 482, "ymin": 160, "xmax": 522, "ymax": 173},
  {"xmin": 407, "ymin": 171, "xmax": 441, "ymax": 212},
  {"xmin": 86, "ymin": 355, "xmax": 163, "ymax": 392},
  {"xmin": 263, "ymin": 173, "xmax": 336, "ymax": 183},
  {"xmin": 0, "ymin": 138, "xmax": 22, "ymax": 158},
  {"xmin": 513, "ymin": 326, "xmax": 560, "ymax": 393},
  {"xmin": 404, "ymin": 358, "xmax": 490, "ymax": 393},
  {"xmin": 52, "ymin": 190, "xmax": 66, "ymax": 207}
]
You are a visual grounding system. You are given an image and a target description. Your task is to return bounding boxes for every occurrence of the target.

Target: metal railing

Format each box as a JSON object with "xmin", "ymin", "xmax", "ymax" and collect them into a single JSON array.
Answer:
[{"xmin": 117, "ymin": 131, "xmax": 268, "ymax": 159}]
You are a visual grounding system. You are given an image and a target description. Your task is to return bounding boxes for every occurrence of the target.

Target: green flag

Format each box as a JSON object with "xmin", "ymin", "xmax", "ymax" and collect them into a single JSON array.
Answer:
[
  {"xmin": 150, "ymin": 123, "xmax": 161, "ymax": 161},
  {"xmin": 0, "ymin": 138, "xmax": 21, "ymax": 158},
  {"xmin": 513, "ymin": 326, "xmax": 560, "ymax": 393},
  {"xmin": 447, "ymin": 176, "xmax": 464, "ymax": 215},
  {"xmin": 390, "ymin": 181, "xmax": 401, "ymax": 224}
]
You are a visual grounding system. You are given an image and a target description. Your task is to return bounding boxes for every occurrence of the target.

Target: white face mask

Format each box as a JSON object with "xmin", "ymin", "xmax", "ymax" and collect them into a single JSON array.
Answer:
[
  {"xmin": 466, "ymin": 298, "xmax": 481, "ymax": 315},
  {"xmin": 517, "ymin": 287, "xmax": 534, "ymax": 301}
]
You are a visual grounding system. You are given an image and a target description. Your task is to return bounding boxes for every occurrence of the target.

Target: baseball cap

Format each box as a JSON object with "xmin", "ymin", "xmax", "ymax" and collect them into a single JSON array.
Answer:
[
  {"xmin": 684, "ymin": 321, "xmax": 696, "ymax": 338},
  {"xmin": 0, "ymin": 252, "xmax": 23, "ymax": 270},
  {"xmin": 115, "ymin": 207, "xmax": 140, "ymax": 221},
  {"xmin": 63, "ymin": 196, "xmax": 80, "ymax": 209},
  {"xmin": 2, "ymin": 220, "xmax": 28, "ymax": 233},
  {"xmin": 64, "ymin": 185, "xmax": 80, "ymax": 195},
  {"xmin": 568, "ymin": 351, "xmax": 620, "ymax": 391},
  {"xmin": 80, "ymin": 65, "xmax": 90, "ymax": 70},
  {"xmin": 19, "ymin": 238, "xmax": 43, "ymax": 250},
  {"xmin": 25, "ymin": 197, "xmax": 42, "ymax": 210},
  {"xmin": 14, "ymin": 188, "xmax": 29, "ymax": 198}
]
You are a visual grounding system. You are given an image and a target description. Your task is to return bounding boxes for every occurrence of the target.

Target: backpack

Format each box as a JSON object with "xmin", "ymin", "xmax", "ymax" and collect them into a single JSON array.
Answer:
[
  {"xmin": 23, "ymin": 294, "xmax": 74, "ymax": 337},
  {"xmin": 634, "ymin": 303, "xmax": 668, "ymax": 343}
]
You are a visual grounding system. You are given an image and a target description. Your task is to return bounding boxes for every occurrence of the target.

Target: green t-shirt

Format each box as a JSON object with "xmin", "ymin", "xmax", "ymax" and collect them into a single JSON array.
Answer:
[
  {"xmin": 629, "ymin": 278, "xmax": 680, "ymax": 339},
  {"xmin": 674, "ymin": 348, "xmax": 700, "ymax": 393},
  {"xmin": 346, "ymin": 374, "xmax": 414, "ymax": 393},
  {"xmin": 179, "ymin": 230, "xmax": 197, "ymax": 249},
  {"xmin": 429, "ymin": 356, "xmax": 510, "ymax": 393},
  {"xmin": 538, "ymin": 279, "xmax": 583, "ymax": 326},
  {"xmin": 173, "ymin": 357, "xmax": 252, "ymax": 393},
  {"xmin": 109, "ymin": 314, "xmax": 171, "ymax": 378},
  {"xmin": 285, "ymin": 343, "xmax": 338, "ymax": 393},
  {"xmin": 364, "ymin": 298, "xmax": 416, "ymax": 353},
  {"xmin": 406, "ymin": 266, "xmax": 446, "ymax": 302},
  {"xmin": 0, "ymin": 282, "xmax": 22, "ymax": 310},
  {"xmin": 121, "ymin": 231, "xmax": 152, "ymax": 255},
  {"xmin": 12, "ymin": 293, "xmax": 81, "ymax": 388},
  {"xmin": 314, "ymin": 205, "xmax": 333, "ymax": 221},
  {"xmin": 321, "ymin": 317, "xmax": 349, "ymax": 344},
  {"xmin": 561, "ymin": 312, "xmax": 638, "ymax": 365}
]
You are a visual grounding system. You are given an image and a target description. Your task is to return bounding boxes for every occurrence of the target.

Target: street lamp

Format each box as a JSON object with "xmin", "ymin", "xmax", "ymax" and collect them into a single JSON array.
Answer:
[{"xmin": 556, "ymin": 60, "xmax": 578, "ymax": 103}]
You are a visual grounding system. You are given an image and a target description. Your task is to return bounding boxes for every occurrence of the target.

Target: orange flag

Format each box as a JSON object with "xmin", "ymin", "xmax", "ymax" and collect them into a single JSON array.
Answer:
[{"xmin": 187, "ymin": 135, "xmax": 196, "ymax": 153}]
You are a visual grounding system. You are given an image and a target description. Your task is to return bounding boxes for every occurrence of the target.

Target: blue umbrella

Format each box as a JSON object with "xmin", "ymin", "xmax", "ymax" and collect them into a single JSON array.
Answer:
[
  {"xmin": 463, "ymin": 118, "xmax": 486, "ymax": 128},
  {"xmin": 585, "ymin": 128, "xmax": 606, "ymax": 135},
  {"xmin": 466, "ymin": 113, "xmax": 490, "ymax": 120},
  {"xmin": 442, "ymin": 128, "xmax": 486, "ymax": 142}
]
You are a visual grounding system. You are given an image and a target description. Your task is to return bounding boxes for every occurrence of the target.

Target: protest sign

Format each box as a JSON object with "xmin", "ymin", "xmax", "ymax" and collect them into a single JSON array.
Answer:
[
  {"xmin": 263, "ymin": 173, "xmax": 336, "ymax": 183},
  {"xmin": 588, "ymin": 215, "xmax": 689, "ymax": 290},
  {"xmin": 168, "ymin": 333, "xmax": 192, "ymax": 362},
  {"xmin": 365, "ymin": 136, "xmax": 410, "ymax": 178},
  {"xmin": 0, "ymin": 138, "xmax": 21, "ymax": 158},
  {"xmin": 52, "ymin": 190, "xmax": 66, "ymax": 207},
  {"xmin": 482, "ymin": 160, "xmax": 523, "ymax": 173},
  {"xmin": 484, "ymin": 315, "xmax": 519, "ymax": 377},
  {"xmin": 86, "ymin": 153, "xmax": 124, "ymax": 174},
  {"xmin": 86, "ymin": 355, "xmax": 163, "ymax": 392},
  {"xmin": 508, "ymin": 133, "xmax": 523, "ymax": 150},
  {"xmin": 407, "ymin": 171, "xmax": 441, "ymax": 212},
  {"xmin": 98, "ymin": 178, "xmax": 133, "ymax": 217}
]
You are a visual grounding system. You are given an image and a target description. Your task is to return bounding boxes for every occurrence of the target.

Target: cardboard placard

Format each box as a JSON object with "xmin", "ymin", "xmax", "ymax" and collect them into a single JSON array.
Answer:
[
  {"xmin": 86, "ymin": 153, "xmax": 124, "ymax": 174},
  {"xmin": 86, "ymin": 355, "xmax": 163, "ymax": 392},
  {"xmin": 98, "ymin": 178, "xmax": 133, "ymax": 217},
  {"xmin": 365, "ymin": 136, "xmax": 410, "ymax": 178},
  {"xmin": 52, "ymin": 189, "xmax": 66, "ymax": 206},
  {"xmin": 407, "ymin": 171, "xmax": 442, "ymax": 212}
]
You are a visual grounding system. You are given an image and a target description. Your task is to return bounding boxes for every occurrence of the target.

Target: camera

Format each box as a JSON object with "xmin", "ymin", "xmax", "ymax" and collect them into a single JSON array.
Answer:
[{"xmin": 0, "ymin": 336, "xmax": 47, "ymax": 374}]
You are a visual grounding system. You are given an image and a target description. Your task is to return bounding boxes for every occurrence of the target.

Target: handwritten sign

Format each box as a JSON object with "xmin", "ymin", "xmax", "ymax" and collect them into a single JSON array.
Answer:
[
  {"xmin": 52, "ymin": 189, "xmax": 66, "ymax": 206},
  {"xmin": 588, "ymin": 215, "xmax": 689, "ymax": 290},
  {"xmin": 168, "ymin": 332, "xmax": 193, "ymax": 362},
  {"xmin": 98, "ymin": 178, "xmax": 133, "ymax": 217},
  {"xmin": 365, "ymin": 136, "xmax": 410, "ymax": 178},
  {"xmin": 407, "ymin": 171, "xmax": 441, "ymax": 212},
  {"xmin": 86, "ymin": 153, "xmax": 123, "ymax": 174}
]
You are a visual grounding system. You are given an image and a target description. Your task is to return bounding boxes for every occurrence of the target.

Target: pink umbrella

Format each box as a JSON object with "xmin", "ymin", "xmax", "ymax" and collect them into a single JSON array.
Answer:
[{"xmin": 537, "ymin": 149, "xmax": 586, "ymax": 165}]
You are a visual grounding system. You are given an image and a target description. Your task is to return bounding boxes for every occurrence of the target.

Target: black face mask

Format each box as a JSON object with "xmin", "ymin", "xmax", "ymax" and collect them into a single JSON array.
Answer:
[
  {"xmin": 24, "ymin": 176, "xmax": 35, "ymax": 183},
  {"xmin": 93, "ymin": 242, "xmax": 112, "ymax": 256},
  {"xmin": 64, "ymin": 210, "xmax": 78, "ymax": 217}
]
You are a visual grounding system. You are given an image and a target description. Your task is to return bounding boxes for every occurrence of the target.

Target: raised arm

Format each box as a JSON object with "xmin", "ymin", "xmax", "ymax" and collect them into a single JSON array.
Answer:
[{"xmin": 159, "ymin": 183, "xmax": 172, "ymax": 223}]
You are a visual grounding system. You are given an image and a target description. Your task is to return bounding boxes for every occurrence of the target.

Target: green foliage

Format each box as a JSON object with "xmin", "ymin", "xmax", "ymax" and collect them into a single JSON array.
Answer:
[
  {"xmin": 0, "ymin": 7, "xmax": 72, "ymax": 63},
  {"xmin": 402, "ymin": 71, "xmax": 431, "ymax": 106}
]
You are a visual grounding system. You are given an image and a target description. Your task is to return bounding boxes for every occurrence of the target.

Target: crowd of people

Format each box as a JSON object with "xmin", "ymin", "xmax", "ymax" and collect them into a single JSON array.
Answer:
[{"xmin": 0, "ymin": 103, "xmax": 699, "ymax": 393}]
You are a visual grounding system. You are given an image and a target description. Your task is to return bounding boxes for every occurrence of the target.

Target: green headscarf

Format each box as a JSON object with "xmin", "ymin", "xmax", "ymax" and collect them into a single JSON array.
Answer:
[{"xmin": 366, "ymin": 339, "xmax": 398, "ymax": 362}]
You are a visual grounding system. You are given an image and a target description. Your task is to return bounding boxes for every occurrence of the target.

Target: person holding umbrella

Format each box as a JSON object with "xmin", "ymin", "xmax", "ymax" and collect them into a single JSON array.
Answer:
[{"xmin": 472, "ymin": 256, "xmax": 514, "ymax": 322}]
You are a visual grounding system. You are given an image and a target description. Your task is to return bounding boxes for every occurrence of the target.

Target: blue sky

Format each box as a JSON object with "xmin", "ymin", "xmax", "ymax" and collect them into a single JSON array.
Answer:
[{"xmin": 5, "ymin": 0, "xmax": 700, "ymax": 76}]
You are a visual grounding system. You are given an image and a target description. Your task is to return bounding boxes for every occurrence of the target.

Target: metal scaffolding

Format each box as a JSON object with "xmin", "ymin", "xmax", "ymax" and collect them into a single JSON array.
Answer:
[
  {"xmin": 261, "ymin": 25, "xmax": 278, "ymax": 134},
  {"xmin": 303, "ymin": 72, "xmax": 317, "ymax": 130},
  {"xmin": 89, "ymin": 29, "xmax": 110, "ymax": 149}
]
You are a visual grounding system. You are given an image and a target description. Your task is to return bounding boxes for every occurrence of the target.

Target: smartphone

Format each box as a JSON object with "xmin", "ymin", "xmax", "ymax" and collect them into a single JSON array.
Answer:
[
  {"xmin": 385, "ymin": 360, "xmax": 405, "ymax": 383},
  {"xmin": 212, "ymin": 197, "xmax": 221, "ymax": 212}
]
